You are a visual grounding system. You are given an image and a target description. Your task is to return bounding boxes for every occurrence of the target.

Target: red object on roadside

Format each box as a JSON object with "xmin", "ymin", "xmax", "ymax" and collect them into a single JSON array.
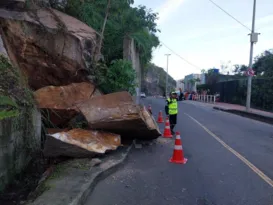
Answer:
[
  {"xmin": 169, "ymin": 132, "xmax": 188, "ymax": 164},
  {"xmin": 163, "ymin": 117, "xmax": 173, "ymax": 138},
  {"xmin": 245, "ymin": 68, "xmax": 255, "ymax": 76},
  {"xmin": 157, "ymin": 111, "xmax": 164, "ymax": 123}
]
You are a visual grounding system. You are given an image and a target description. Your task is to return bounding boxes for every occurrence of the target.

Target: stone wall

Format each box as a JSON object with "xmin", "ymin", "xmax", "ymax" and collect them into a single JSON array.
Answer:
[
  {"xmin": 123, "ymin": 37, "xmax": 141, "ymax": 104},
  {"xmin": 1, "ymin": 33, "xmax": 41, "ymax": 191},
  {"xmin": 0, "ymin": 108, "xmax": 41, "ymax": 191}
]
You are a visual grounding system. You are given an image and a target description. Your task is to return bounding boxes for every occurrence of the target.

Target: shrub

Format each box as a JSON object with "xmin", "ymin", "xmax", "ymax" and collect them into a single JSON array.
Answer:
[{"xmin": 98, "ymin": 59, "xmax": 136, "ymax": 95}]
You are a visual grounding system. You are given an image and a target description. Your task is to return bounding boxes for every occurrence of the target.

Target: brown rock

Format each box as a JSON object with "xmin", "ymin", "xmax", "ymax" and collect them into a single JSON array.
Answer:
[
  {"xmin": 34, "ymin": 82, "xmax": 101, "ymax": 126},
  {"xmin": 0, "ymin": 8, "xmax": 99, "ymax": 90},
  {"xmin": 34, "ymin": 82, "xmax": 96, "ymax": 109},
  {"xmin": 43, "ymin": 128, "xmax": 121, "ymax": 157},
  {"xmin": 77, "ymin": 91, "xmax": 161, "ymax": 140},
  {"xmin": 46, "ymin": 128, "xmax": 69, "ymax": 134}
]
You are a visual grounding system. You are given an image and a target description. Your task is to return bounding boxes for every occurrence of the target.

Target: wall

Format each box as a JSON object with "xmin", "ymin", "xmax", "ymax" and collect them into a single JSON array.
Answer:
[
  {"xmin": 123, "ymin": 37, "xmax": 141, "ymax": 104},
  {"xmin": 0, "ymin": 34, "xmax": 41, "ymax": 191},
  {"xmin": 0, "ymin": 109, "xmax": 41, "ymax": 191}
]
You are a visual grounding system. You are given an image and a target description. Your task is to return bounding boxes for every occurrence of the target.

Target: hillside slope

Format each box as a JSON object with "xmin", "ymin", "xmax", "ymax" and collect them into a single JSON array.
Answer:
[{"xmin": 142, "ymin": 63, "xmax": 176, "ymax": 96}]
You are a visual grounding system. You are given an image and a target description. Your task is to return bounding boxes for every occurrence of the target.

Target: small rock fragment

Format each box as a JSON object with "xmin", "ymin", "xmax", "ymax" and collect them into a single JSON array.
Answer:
[{"xmin": 90, "ymin": 158, "xmax": 102, "ymax": 167}]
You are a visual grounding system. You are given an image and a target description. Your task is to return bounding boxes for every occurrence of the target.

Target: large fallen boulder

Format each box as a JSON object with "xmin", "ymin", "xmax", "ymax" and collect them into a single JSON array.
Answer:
[
  {"xmin": 77, "ymin": 91, "xmax": 161, "ymax": 140},
  {"xmin": 43, "ymin": 128, "xmax": 121, "ymax": 157},
  {"xmin": 34, "ymin": 82, "xmax": 101, "ymax": 126},
  {"xmin": 0, "ymin": 7, "xmax": 99, "ymax": 90}
]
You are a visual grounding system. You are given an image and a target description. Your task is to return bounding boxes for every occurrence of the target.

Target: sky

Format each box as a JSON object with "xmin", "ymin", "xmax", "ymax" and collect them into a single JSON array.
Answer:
[{"xmin": 133, "ymin": 0, "xmax": 273, "ymax": 80}]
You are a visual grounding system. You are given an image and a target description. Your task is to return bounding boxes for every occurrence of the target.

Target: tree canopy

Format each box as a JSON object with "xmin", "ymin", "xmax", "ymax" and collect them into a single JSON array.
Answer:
[
  {"xmin": 233, "ymin": 49, "xmax": 273, "ymax": 78},
  {"xmin": 62, "ymin": 0, "xmax": 160, "ymax": 65},
  {"xmin": 198, "ymin": 49, "xmax": 273, "ymax": 111}
]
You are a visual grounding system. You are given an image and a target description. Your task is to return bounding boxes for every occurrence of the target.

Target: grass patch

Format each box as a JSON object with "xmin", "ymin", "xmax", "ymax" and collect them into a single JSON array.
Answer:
[
  {"xmin": 0, "ymin": 55, "xmax": 34, "ymax": 120},
  {"xmin": 0, "ymin": 95, "xmax": 19, "ymax": 120},
  {"xmin": 0, "ymin": 96, "xmax": 18, "ymax": 107},
  {"xmin": 48, "ymin": 163, "xmax": 69, "ymax": 180}
]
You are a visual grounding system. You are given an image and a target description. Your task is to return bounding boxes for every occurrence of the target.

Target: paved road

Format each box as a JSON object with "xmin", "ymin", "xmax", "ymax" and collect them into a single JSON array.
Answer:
[{"xmin": 85, "ymin": 98, "xmax": 273, "ymax": 205}]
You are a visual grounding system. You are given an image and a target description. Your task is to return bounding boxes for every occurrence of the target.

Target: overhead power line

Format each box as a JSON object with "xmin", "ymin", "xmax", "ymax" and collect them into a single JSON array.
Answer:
[
  {"xmin": 208, "ymin": 0, "xmax": 251, "ymax": 32},
  {"xmin": 160, "ymin": 41, "xmax": 201, "ymax": 70}
]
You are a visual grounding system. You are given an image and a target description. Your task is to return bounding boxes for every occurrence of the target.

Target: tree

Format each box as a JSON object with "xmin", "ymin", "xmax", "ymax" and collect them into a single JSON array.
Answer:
[
  {"xmin": 63, "ymin": 0, "xmax": 159, "ymax": 66},
  {"xmin": 253, "ymin": 50, "xmax": 273, "ymax": 78},
  {"xmin": 99, "ymin": 59, "xmax": 136, "ymax": 94},
  {"xmin": 206, "ymin": 69, "xmax": 220, "ymax": 85},
  {"xmin": 96, "ymin": 0, "xmax": 111, "ymax": 61},
  {"xmin": 233, "ymin": 64, "xmax": 248, "ymax": 76},
  {"xmin": 220, "ymin": 60, "xmax": 231, "ymax": 74}
]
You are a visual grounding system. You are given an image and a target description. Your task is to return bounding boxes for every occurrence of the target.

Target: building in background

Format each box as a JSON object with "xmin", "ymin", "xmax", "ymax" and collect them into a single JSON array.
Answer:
[
  {"xmin": 184, "ymin": 73, "xmax": 203, "ymax": 92},
  {"xmin": 176, "ymin": 79, "xmax": 184, "ymax": 91},
  {"xmin": 200, "ymin": 73, "xmax": 206, "ymax": 84}
]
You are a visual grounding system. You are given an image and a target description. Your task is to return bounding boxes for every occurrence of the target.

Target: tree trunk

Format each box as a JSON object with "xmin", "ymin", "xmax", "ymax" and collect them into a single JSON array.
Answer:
[{"xmin": 95, "ymin": 0, "xmax": 111, "ymax": 62}]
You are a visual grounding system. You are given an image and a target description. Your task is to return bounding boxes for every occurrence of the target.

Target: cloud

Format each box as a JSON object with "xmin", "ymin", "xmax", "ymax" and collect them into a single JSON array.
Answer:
[
  {"xmin": 255, "ymin": 14, "xmax": 273, "ymax": 30},
  {"xmin": 174, "ymin": 14, "xmax": 273, "ymax": 43},
  {"xmin": 156, "ymin": 0, "xmax": 186, "ymax": 25}
]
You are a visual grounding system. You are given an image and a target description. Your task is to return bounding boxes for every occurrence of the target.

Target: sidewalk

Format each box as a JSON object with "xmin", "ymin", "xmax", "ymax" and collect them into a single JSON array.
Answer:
[
  {"xmin": 27, "ymin": 146, "xmax": 132, "ymax": 205},
  {"xmin": 184, "ymin": 100, "xmax": 273, "ymax": 125},
  {"xmin": 213, "ymin": 102, "xmax": 273, "ymax": 119}
]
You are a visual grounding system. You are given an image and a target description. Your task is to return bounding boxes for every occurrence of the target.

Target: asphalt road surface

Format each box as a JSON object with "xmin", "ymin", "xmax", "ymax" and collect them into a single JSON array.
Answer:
[{"xmin": 85, "ymin": 97, "xmax": 273, "ymax": 205}]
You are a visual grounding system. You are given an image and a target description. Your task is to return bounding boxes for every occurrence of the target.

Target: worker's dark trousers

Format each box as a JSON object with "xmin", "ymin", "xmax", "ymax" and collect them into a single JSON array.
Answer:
[
  {"xmin": 170, "ymin": 124, "xmax": 175, "ymax": 134},
  {"xmin": 169, "ymin": 114, "xmax": 177, "ymax": 134}
]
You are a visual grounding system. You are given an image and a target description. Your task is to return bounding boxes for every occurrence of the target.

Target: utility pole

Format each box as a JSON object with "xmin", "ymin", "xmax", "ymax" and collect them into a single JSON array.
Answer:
[
  {"xmin": 165, "ymin": 54, "xmax": 171, "ymax": 97},
  {"xmin": 246, "ymin": 0, "xmax": 258, "ymax": 111}
]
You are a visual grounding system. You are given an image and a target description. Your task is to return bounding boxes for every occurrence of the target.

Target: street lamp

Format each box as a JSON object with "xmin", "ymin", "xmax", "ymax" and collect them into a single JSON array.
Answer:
[
  {"xmin": 165, "ymin": 54, "xmax": 171, "ymax": 97},
  {"xmin": 246, "ymin": 0, "xmax": 259, "ymax": 111}
]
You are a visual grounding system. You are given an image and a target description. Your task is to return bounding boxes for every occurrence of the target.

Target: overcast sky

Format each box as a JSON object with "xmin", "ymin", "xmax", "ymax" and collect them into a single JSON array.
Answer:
[{"xmin": 133, "ymin": 0, "xmax": 273, "ymax": 80}]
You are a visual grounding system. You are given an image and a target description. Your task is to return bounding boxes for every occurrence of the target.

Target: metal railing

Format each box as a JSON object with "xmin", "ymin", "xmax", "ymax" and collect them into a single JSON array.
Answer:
[{"xmin": 192, "ymin": 94, "xmax": 216, "ymax": 104}]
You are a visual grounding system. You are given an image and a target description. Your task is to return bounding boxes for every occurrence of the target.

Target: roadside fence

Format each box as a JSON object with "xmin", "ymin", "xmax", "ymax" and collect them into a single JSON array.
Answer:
[{"xmin": 192, "ymin": 94, "xmax": 216, "ymax": 104}]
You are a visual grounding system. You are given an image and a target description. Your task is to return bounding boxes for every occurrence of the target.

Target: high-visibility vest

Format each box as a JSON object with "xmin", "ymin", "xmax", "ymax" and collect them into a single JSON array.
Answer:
[{"xmin": 167, "ymin": 98, "xmax": 178, "ymax": 115}]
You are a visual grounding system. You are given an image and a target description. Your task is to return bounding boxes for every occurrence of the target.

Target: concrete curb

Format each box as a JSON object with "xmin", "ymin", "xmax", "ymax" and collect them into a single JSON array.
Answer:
[
  {"xmin": 69, "ymin": 145, "xmax": 132, "ymax": 205},
  {"xmin": 213, "ymin": 107, "xmax": 273, "ymax": 125},
  {"xmin": 28, "ymin": 145, "xmax": 132, "ymax": 205}
]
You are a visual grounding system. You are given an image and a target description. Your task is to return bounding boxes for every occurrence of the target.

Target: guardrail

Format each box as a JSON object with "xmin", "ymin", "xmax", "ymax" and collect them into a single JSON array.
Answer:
[{"xmin": 192, "ymin": 94, "xmax": 216, "ymax": 104}]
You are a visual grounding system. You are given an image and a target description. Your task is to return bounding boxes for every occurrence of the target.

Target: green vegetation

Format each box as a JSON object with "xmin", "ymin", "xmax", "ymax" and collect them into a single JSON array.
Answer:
[
  {"xmin": 0, "ymin": 96, "xmax": 19, "ymax": 120},
  {"xmin": 197, "ymin": 50, "xmax": 273, "ymax": 111},
  {"xmin": 63, "ymin": 0, "xmax": 159, "ymax": 65},
  {"xmin": 51, "ymin": 0, "xmax": 160, "ymax": 94},
  {"xmin": 98, "ymin": 59, "xmax": 137, "ymax": 94},
  {"xmin": 0, "ymin": 55, "xmax": 34, "ymax": 119}
]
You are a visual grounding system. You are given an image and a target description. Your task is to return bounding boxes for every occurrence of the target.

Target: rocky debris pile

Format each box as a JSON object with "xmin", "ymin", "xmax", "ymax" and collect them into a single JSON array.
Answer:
[
  {"xmin": 34, "ymin": 84, "xmax": 160, "ymax": 157},
  {"xmin": 77, "ymin": 91, "xmax": 160, "ymax": 140},
  {"xmin": 0, "ymin": 2, "xmax": 160, "ymax": 158},
  {"xmin": 34, "ymin": 82, "xmax": 99, "ymax": 126},
  {"xmin": 0, "ymin": 7, "xmax": 98, "ymax": 90},
  {"xmin": 43, "ymin": 129, "xmax": 121, "ymax": 157}
]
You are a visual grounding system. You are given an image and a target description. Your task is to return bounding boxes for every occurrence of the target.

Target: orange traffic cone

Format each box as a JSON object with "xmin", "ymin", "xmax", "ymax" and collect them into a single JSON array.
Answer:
[
  {"xmin": 148, "ymin": 104, "xmax": 152, "ymax": 114},
  {"xmin": 157, "ymin": 111, "xmax": 164, "ymax": 123},
  {"xmin": 169, "ymin": 132, "xmax": 187, "ymax": 164},
  {"xmin": 163, "ymin": 117, "xmax": 173, "ymax": 138}
]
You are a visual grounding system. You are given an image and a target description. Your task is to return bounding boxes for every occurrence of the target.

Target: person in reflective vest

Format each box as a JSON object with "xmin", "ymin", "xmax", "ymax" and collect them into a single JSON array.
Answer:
[{"xmin": 165, "ymin": 91, "xmax": 178, "ymax": 135}]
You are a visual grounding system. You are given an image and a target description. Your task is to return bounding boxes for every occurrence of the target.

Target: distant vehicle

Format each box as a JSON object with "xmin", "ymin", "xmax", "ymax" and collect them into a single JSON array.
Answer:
[{"xmin": 140, "ymin": 92, "xmax": 146, "ymax": 98}]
